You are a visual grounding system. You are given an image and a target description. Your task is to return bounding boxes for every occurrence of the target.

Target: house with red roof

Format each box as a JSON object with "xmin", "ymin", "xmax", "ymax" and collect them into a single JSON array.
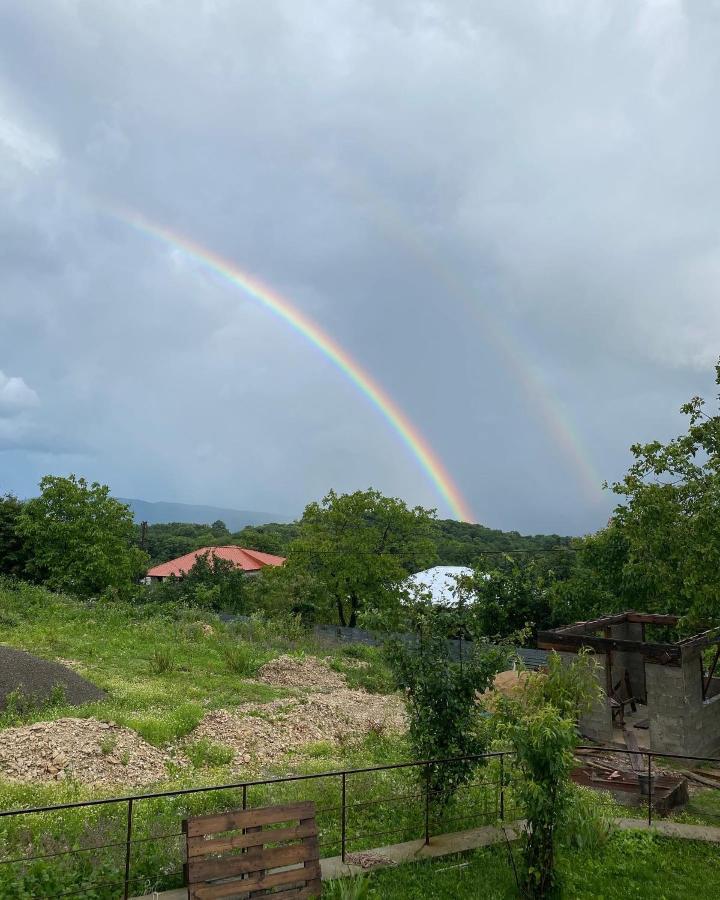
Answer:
[{"xmin": 144, "ymin": 546, "xmax": 285, "ymax": 583}]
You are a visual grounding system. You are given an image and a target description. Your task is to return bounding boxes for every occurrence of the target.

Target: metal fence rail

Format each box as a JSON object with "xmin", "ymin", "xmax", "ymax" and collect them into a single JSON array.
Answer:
[
  {"xmin": 0, "ymin": 751, "xmax": 515, "ymax": 899},
  {"xmin": 2, "ymin": 745, "xmax": 720, "ymax": 898}
]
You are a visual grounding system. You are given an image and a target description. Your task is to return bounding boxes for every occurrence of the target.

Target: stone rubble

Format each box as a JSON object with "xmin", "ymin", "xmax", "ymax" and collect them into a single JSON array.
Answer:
[
  {"xmin": 0, "ymin": 717, "xmax": 176, "ymax": 786},
  {"xmin": 0, "ymin": 656, "xmax": 406, "ymax": 788},
  {"xmin": 192, "ymin": 689, "xmax": 407, "ymax": 768},
  {"xmin": 256, "ymin": 655, "xmax": 348, "ymax": 691}
]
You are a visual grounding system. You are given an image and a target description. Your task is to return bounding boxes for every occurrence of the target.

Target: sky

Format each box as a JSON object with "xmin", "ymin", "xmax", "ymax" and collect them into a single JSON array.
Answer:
[{"xmin": 2, "ymin": 1, "xmax": 720, "ymax": 535}]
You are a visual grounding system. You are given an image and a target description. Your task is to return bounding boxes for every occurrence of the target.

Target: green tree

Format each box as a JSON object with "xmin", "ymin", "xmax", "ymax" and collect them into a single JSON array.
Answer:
[
  {"xmin": 551, "ymin": 360, "xmax": 720, "ymax": 628},
  {"xmin": 456, "ymin": 559, "xmax": 554, "ymax": 643},
  {"xmin": 210, "ymin": 519, "xmax": 229, "ymax": 539},
  {"xmin": 284, "ymin": 489, "xmax": 437, "ymax": 627},
  {"xmin": 18, "ymin": 475, "xmax": 148, "ymax": 598},
  {"xmin": 153, "ymin": 550, "xmax": 247, "ymax": 612},
  {"xmin": 0, "ymin": 493, "xmax": 31, "ymax": 578},
  {"xmin": 248, "ymin": 564, "xmax": 330, "ymax": 624}
]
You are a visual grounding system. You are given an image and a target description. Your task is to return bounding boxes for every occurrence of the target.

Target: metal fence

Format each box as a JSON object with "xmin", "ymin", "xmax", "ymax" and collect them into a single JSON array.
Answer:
[
  {"xmin": 0, "ymin": 751, "xmax": 519, "ymax": 899},
  {"xmin": 2, "ymin": 745, "xmax": 720, "ymax": 899},
  {"xmin": 221, "ymin": 616, "xmax": 548, "ymax": 668}
]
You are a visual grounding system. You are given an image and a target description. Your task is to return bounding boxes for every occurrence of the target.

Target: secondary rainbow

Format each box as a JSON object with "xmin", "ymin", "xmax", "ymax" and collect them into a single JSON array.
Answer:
[
  {"xmin": 113, "ymin": 208, "xmax": 474, "ymax": 521},
  {"xmin": 334, "ymin": 170, "xmax": 604, "ymax": 502}
]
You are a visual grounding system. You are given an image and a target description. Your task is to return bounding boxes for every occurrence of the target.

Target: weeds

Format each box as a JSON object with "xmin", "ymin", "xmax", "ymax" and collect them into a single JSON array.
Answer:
[
  {"xmin": 326, "ymin": 876, "xmax": 371, "ymax": 899},
  {"xmin": 149, "ymin": 648, "xmax": 175, "ymax": 675},
  {"xmin": 99, "ymin": 735, "xmax": 117, "ymax": 756},
  {"xmin": 221, "ymin": 642, "xmax": 262, "ymax": 676},
  {"xmin": 185, "ymin": 738, "xmax": 234, "ymax": 769},
  {"xmin": 0, "ymin": 683, "xmax": 68, "ymax": 728}
]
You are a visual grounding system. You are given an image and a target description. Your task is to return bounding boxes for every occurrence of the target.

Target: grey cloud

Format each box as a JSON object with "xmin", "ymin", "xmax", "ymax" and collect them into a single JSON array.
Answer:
[
  {"xmin": 0, "ymin": 371, "xmax": 38, "ymax": 416},
  {"xmin": 1, "ymin": 1, "xmax": 719, "ymax": 532}
]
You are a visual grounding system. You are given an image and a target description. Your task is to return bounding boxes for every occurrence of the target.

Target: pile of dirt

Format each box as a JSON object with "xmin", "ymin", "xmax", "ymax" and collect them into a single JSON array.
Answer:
[
  {"xmin": 257, "ymin": 655, "xmax": 348, "ymax": 691},
  {"xmin": 0, "ymin": 646, "xmax": 105, "ymax": 710},
  {"xmin": 0, "ymin": 718, "xmax": 176, "ymax": 786},
  {"xmin": 193, "ymin": 690, "xmax": 407, "ymax": 767},
  {"xmin": 480, "ymin": 668, "xmax": 535, "ymax": 712}
]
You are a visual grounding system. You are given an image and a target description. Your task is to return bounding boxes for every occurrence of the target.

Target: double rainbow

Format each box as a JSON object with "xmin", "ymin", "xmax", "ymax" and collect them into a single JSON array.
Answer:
[{"xmin": 115, "ymin": 210, "xmax": 474, "ymax": 522}]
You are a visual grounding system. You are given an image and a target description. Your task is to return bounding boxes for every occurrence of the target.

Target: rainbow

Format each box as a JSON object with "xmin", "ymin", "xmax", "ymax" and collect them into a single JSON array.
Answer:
[{"xmin": 112, "ymin": 209, "xmax": 474, "ymax": 522}]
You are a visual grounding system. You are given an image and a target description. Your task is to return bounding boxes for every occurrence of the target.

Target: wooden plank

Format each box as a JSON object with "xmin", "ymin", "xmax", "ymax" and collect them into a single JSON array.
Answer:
[
  {"xmin": 678, "ymin": 626, "xmax": 720, "ymax": 648},
  {"xmin": 626, "ymin": 613, "xmax": 680, "ymax": 626},
  {"xmin": 275, "ymin": 886, "xmax": 322, "ymax": 899},
  {"xmin": 188, "ymin": 842, "xmax": 315, "ymax": 884},
  {"xmin": 245, "ymin": 823, "xmax": 264, "ymax": 900},
  {"xmin": 555, "ymin": 613, "xmax": 629, "ymax": 635},
  {"xmin": 623, "ymin": 729, "xmax": 644, "ymax": 774},
  {"xmin": 536, "ymin": 631, "xmax": 681, "ymax": 663},
  {"xmin": 188, "ymin": 821, "xmax": 316, "ymax": 857},
  {"xmin": 185, "ymin": 802, "xmax": 316, "ymax": 838},
  {"xmin": 680, "ymin": 770, "xmax": 720, "ymax": 789},
  {"xmin": 191, "ymin": 861, "xmax": 322, "ymax": 899},
  {"xmin": 191, "ymin": 884, "xmax": 319, "ymax": 900}
]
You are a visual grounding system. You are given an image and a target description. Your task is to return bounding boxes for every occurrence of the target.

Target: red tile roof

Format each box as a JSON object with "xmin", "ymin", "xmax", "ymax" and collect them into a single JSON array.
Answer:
[{"xmin": 146, "ymin": 546, "xmax": 286, "ymax": 578}]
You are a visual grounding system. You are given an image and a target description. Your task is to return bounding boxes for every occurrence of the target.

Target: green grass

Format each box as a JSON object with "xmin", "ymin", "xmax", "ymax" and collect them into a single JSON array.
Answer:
[
  {"xmin": 323, "ymin": 831, "xmax": 720, "ymax": 899},
  {"xmin": 0, "ymin": 581, "xmax": 294, "ymax": 745},
  {"xmin": 184, "ymin": 737, "xmax": 235, "ymax": 769},
  {"xmin": 0, "ymin": 580, "xmax": 397, "ymax": 752}
]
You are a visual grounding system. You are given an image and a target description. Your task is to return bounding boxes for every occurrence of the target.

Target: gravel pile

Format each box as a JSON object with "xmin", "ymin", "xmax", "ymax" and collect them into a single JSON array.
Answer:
[
  {"xmin": 0, "ymin": 646, "xmax": 105, "ymax": 710},
  {"xmin": 257, "ymin": 655, "xmax": 348, "ymax": 691},
  {"xmin": 0, "ymin": 718, "xmax": 177, "ymax": 786},
  {"xmin": 193, "ymin": 689, "xmax": 407, "ymax": 767}
]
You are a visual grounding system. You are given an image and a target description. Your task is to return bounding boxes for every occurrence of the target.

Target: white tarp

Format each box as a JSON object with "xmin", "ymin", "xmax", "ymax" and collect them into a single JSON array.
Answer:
[{"xmin": 404, "ymin": 565, "xmax": 474, "ymax": 607}]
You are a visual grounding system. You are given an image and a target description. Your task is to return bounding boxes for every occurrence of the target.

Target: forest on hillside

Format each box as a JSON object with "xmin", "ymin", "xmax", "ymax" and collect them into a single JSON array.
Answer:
[{"xmin": 137, "ymin": 517, "xmax": 572, "ymax": 567}]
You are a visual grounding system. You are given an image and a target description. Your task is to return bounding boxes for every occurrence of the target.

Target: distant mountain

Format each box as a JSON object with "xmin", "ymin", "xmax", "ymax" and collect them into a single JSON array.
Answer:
[{"xmin": 119, "ymin": 498, "xmax": 292, "ymax": 531}]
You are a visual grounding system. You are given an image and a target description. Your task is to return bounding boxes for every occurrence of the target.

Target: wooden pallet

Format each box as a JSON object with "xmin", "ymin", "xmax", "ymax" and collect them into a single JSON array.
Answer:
[{"xmin": 183, "ymin": 801, "xmax": 321, "ymax": 899}]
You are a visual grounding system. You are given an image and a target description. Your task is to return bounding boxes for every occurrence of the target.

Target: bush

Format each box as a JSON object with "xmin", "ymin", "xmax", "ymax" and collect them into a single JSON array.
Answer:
[
  {"xmin": 490, "ymin": 651, "xmax": 602, "ymax": 898},
  {"xmin": 230, "ymin": 612, "xmax": 308, "ymax": 647}
]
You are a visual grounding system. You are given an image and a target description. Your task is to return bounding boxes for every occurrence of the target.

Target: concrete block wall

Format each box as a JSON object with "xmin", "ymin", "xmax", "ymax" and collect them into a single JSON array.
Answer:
[
  {"xmin": 646, "ymin": 648, "xmax": 720, "ymax": 757},
  {"xmin": 564, "ymin": 650, "xmax": 614, "ymax": 743}
]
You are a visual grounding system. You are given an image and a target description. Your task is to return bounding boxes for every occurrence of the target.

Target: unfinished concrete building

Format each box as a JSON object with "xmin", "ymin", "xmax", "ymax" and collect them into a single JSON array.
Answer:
[{"xmin": 537, "ymin": 612, "xmax": 720, "ymax": 757}]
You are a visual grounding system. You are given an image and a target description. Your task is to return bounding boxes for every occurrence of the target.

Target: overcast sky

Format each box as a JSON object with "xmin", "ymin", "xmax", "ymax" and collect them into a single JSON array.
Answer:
[{"xmin": 2, "ymin": 1, "xmax": 719, "ymax": 534}]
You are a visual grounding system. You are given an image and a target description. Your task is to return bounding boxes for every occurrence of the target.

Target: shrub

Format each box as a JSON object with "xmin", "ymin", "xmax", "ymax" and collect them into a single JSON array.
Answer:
[
  {"xmin": 491, "ymin": 650, "xmax": 601, "ymax": 898},
  {"xmin": 341, "ymin": 642, "xmax": 376, "ymax": 661},
  {"xmin": 232, "ymin": 612, "xmax": 307, "ymax": 646}
]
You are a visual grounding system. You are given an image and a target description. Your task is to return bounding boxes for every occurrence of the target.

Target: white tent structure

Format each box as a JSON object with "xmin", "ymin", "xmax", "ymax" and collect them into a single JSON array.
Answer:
[{"xmin": 404, "ymin": 565, "xmax": 473, "ymax": 607}]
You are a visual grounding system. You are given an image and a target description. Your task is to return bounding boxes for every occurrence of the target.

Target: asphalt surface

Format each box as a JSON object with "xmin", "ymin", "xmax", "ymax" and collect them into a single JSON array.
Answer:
[{"xmin": 0, "ymin": 645, "xmax": 105, "ymax": 711}]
